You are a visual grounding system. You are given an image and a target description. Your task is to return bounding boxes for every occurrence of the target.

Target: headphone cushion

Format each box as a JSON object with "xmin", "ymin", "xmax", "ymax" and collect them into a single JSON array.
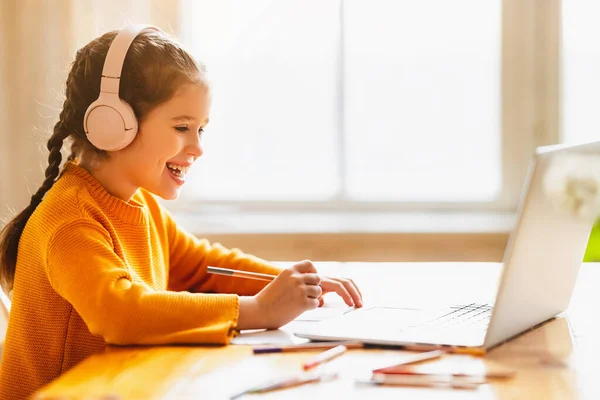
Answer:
[{"xmin": 84, "ymin": 96, "xmax": 138, "ymax": 151}]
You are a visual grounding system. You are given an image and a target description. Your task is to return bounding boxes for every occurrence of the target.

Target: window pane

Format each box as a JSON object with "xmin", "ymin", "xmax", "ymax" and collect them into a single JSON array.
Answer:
[
  {"xmin": 562, "ymin": 1, "xmax": 600, "ymax": 145},
  {"xmin": 344, "ymin": 0, "xmax": 501, "ymax": 201},
  {"xmin": 179, "ymin": 1, "xmax": 340, "ymax": 201}
]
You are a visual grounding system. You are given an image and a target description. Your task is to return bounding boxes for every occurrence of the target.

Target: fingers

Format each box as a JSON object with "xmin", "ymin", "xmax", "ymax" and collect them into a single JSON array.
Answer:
[
  {"xmin": 339, "ymin": 278, "xmax": 363, "ymax": 307},
  {"xmin": 306, "ymin": 297, "xmax": 320, "ymax": 310},
  {"xmin": 321, "ymin": 277, "xmax": 364, "ymax": 307},
  {"xmin": 289, "ymin": 261, "xmax": 364, "ymax": 309},
  {"xmin": 302, "ymin": 273, "xmax": 321, "ymax": 286},
  {"xmin": 347, "ymin": 278, "xmax": 362, "ymax": 300},
  {"xmin": 328, "ymin": 280, "xmax": 354, "ymax": 306},
  {"xmin": 293, "ymin": 261, "xmax": 322, "ymax": 305},
  {"xmin": 292, "ymin": 260, "xmax": 317, "ymax": 274},
  {"xmin": 305, "ymin": 284, "xmax": 323, "ymax": 299}
]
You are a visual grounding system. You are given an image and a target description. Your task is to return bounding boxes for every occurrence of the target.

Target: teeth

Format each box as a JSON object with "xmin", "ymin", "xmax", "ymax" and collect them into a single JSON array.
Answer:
[{"xmin": 167, "ymin": 162, "xmax": 190, "ymax": 176}]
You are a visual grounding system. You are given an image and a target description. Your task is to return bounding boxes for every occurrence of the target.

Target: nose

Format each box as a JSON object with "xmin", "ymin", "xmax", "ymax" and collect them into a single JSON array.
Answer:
[{"xmin": 186, "ymin": 134, "xmax": 203, "ymax": 159}]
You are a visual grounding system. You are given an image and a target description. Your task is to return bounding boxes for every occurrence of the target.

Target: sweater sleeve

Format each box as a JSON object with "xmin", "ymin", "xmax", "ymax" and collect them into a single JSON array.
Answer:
[
  {"xmin": 45, "ymin": 220, "xmax": 239, "ymax": 345},
  {"xmin": 164, "ymin": 211, "xmax": 283, "ymax": 295}
]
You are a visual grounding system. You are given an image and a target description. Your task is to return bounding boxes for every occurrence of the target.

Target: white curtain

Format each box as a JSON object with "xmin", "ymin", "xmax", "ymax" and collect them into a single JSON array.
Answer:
[{"xmin": 0, "ymin": 0, "xmax": 181, "ymax": 223}]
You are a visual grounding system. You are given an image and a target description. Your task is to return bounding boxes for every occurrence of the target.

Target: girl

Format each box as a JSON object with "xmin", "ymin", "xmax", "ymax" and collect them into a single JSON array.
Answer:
[{"xmin": 0, "ymin": 26, "xmax": 363, "ymax": 399}]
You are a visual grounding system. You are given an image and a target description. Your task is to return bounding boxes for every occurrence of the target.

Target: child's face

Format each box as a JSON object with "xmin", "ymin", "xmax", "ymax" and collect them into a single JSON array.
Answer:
[{"xmin": 121, "ymin": 83, "xmax": 210, "ymax": 200}]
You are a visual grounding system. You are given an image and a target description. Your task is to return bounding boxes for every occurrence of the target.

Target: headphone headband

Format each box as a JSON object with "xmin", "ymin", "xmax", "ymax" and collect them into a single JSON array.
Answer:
[{"xmin": 100, "ymin": 24, "xmax": 156, "ymax": 94}]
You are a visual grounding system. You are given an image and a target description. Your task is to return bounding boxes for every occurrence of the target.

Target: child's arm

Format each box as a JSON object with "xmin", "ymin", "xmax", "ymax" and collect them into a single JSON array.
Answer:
[
  {"xmin": 46, "ymin": 220, "xmax": 241, "ymax": 345},
  {"xmin": 162, "ymin": 210, "xmax": 283, "ymax": 295}
]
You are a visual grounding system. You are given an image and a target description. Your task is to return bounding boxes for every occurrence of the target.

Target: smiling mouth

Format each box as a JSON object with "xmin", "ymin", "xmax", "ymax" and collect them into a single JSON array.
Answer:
[{"xmin": 166, "ymin": 162, "xmax": 191, "ymax": 179}]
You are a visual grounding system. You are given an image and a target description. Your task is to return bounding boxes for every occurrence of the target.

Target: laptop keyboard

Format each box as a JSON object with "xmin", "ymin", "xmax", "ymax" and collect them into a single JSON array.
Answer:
[
  {"xmin": 423, "ymin": 303, "xmax": 492, "ymax": 331},
  {"xmin": 326, "ymin": 303, "xmax": 493, "ymax": 337}
]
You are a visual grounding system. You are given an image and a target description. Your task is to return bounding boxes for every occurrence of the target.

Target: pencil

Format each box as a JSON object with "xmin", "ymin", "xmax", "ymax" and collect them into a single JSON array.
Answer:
[
  {"xmin": 253, "ymin": 341, "xmax": 364, "ymax": 354},
  {"xmin": 230, "ymin": 372, "xmax": 338, "ymax": 399},
  {"xmin": 401, "ymin": 344, "xmax": 486, "ymax": 356},
  {"xmin": 372, "ymin": 349, "xmax": 446, "ymax": 374},
  {"xmin": 302, "ymin": 344, "xmax": 348, "ymax": 371},
  {"xmin": 207, "ymin": 266, "xmax": 276, "ymax": 282},
  {"xmin": 356, "ymin": 374, "xmax": 481, "ymax": 390}
]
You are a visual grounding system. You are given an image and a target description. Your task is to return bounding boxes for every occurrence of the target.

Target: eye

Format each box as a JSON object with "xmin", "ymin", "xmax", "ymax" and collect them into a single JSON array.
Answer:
[
  {"xmin": 175, "ymin": 125, "xmax": 189, "ymax": 133},
  {"xmin": 198, "ymin": 128, "xmax": 204, "ymax": 137}
]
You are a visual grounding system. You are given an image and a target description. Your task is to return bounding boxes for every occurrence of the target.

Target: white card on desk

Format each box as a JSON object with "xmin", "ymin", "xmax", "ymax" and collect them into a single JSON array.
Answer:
[
  {"xmin": 231, "ymin": 298, "xmax": 354, "ymax": 345},
  {"xmin": 231, "ymin": 328, "xmax": 309, "ymax": 345}
]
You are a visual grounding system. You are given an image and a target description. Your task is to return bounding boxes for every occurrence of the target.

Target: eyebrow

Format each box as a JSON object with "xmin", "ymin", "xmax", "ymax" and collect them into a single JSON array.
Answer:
[
  {"xmin": 172, "ymin": 115, "xmax": 210, "ymax": 125},
  {"xmin": 171, "ymin": 115, "xmax": 196, "ymax": 122}
]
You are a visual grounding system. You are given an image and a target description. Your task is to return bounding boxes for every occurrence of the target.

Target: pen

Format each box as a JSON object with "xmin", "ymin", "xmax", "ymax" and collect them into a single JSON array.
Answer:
[
  {"xmin": 207, "ymin": 266, "xmax": 275, "ymax": 282},
  {"xmin": 253, "ymin": 341, "xmax": 364, "ymax": 354},
  {"xmin": 230, "ymin": 372, "xmax": 338, "ymax": 399},
  {"xmin": 302, "ymin": 344, "xmax": 348, "ymax": 371}
]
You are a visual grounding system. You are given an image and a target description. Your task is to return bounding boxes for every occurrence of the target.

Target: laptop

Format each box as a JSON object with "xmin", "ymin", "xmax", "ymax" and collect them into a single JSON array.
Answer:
[{"xmin": 294, "ymin": 142, "xmax": 599, "ymax": 354}]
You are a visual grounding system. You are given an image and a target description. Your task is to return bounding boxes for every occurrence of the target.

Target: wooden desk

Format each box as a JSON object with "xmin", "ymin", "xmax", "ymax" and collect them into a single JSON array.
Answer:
[{"xmin": 34, "ymin": 262, "xmax": 600, "ymax": 399}]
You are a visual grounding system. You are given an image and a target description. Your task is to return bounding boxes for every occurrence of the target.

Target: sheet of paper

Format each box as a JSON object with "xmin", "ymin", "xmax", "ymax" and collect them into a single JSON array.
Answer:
[
  {"xmin": 231, "ymin": 328, "xmax": 309, "ymax": 345},
  {"xmin": 231, "ymin": 299, "xmax": 353, "ymax": 345},
  {"xmin": 293, "ymin": 304, "xmax": 355, "ymax": 322}
]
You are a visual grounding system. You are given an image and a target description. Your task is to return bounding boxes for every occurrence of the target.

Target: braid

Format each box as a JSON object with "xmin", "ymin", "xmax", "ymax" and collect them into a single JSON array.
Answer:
[
  {"xmin": 30, "ymin": 112, "xmax": 71, "ymax": 207},
  {"xmin": 0, "ymin": 107, "xmax": 71, "ymax": 291}
]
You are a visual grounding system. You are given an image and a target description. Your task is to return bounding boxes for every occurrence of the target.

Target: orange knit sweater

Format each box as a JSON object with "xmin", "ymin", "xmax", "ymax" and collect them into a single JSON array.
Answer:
[{"xmin": 0, "ymin": 162, "xmax": 281, "ymax": 400}]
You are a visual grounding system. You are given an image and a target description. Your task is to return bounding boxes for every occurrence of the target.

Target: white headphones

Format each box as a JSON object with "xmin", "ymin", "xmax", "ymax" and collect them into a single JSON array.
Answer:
[{"xmin": 83, "ymin": 24, "xmax": 159, "ymax": 151}]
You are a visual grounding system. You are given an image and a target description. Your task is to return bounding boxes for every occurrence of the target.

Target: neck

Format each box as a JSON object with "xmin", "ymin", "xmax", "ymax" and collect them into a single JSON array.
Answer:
[{"xmin": 77, "ymin": 154, "xmax": 138, "ymax": 202}]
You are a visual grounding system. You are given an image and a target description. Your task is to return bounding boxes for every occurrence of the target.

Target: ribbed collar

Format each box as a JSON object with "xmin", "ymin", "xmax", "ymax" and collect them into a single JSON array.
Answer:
[{"xmin": 62, "ymin": 162, "xmax": 147, "ymax": 224}]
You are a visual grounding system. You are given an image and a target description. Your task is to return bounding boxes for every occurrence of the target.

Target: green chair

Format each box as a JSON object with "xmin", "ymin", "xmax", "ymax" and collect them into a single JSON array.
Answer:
[{"xmin": 584, "ymin": 220, "xmax": 600, "ymax": 262}]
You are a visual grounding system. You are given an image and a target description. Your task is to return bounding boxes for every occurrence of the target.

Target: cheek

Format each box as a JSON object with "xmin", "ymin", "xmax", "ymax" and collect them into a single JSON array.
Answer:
[{"xmin": 136, "ymin": 129, "xmax": 181, "ymax": 160}]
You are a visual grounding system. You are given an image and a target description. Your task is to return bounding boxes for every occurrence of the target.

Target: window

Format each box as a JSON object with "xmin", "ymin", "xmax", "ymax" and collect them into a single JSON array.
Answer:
[
  {"xmin": 180, "ymin": 1, "xmax": 340, "ymax": 201},
  {"xmin": 343, "ymin": 1, "xmax": 500, "ymax": 202},
  {"xmin": 178, "ymin": 0, "xmax": 551, "ymax": 211}
]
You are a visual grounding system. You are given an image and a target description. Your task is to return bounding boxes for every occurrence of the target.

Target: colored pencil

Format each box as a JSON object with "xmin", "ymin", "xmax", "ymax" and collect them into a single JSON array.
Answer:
[
  {"xmin": 302, "ymin": 344, "xmax": 348, "ymax": 370},
  {"xmin": 207, "ymin": 266, "xmax": 275, "ymax": 282},
  {"xmin": 253, "ymin": 341, "xmax": 364, "ymax": 354}
]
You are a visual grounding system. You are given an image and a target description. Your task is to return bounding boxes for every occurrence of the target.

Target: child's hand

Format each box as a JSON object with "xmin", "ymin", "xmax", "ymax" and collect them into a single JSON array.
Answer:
[
  {"xmin": 254, "ymin": 260, "xmax": 322, "ymax": 329},
  {"xmin": 318, "ymin": 276, "xmax": 363, "ymax": 308},
  {"xmin": 236, "ymin": 260, "xmax": 363, "ymax": 331}
]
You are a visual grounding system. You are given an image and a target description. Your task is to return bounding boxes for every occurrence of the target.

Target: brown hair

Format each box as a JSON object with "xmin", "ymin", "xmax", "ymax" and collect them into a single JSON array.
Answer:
[{"xmin": 0, "ymin": 28, "xmax": 206, "ymax": 291}]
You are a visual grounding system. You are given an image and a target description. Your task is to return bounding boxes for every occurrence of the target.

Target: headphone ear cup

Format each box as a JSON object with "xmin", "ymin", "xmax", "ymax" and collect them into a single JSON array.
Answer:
[
  {"xmin": 119, "ymin": 99, "xmax": 138, "ymax": 145},
  {"xmin": 84, "ymin": 94, "xmax": 138, "ymax": 151}
]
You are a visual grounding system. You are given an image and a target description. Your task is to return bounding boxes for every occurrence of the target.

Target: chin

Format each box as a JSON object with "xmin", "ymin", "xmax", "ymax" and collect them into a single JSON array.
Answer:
[
  {"xmin": 150, "ymin": 186, "xmax": 181, "ymax": 200},
  {"xmin": 160, "ymin": 190, "xmax": 180, "ymax": 200}
]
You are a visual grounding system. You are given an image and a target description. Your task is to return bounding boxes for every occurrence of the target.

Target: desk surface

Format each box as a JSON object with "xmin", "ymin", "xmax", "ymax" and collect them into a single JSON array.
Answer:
[{"xmin": 35, "ymin": 262, "xmax": 600, "ymax": 399}]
